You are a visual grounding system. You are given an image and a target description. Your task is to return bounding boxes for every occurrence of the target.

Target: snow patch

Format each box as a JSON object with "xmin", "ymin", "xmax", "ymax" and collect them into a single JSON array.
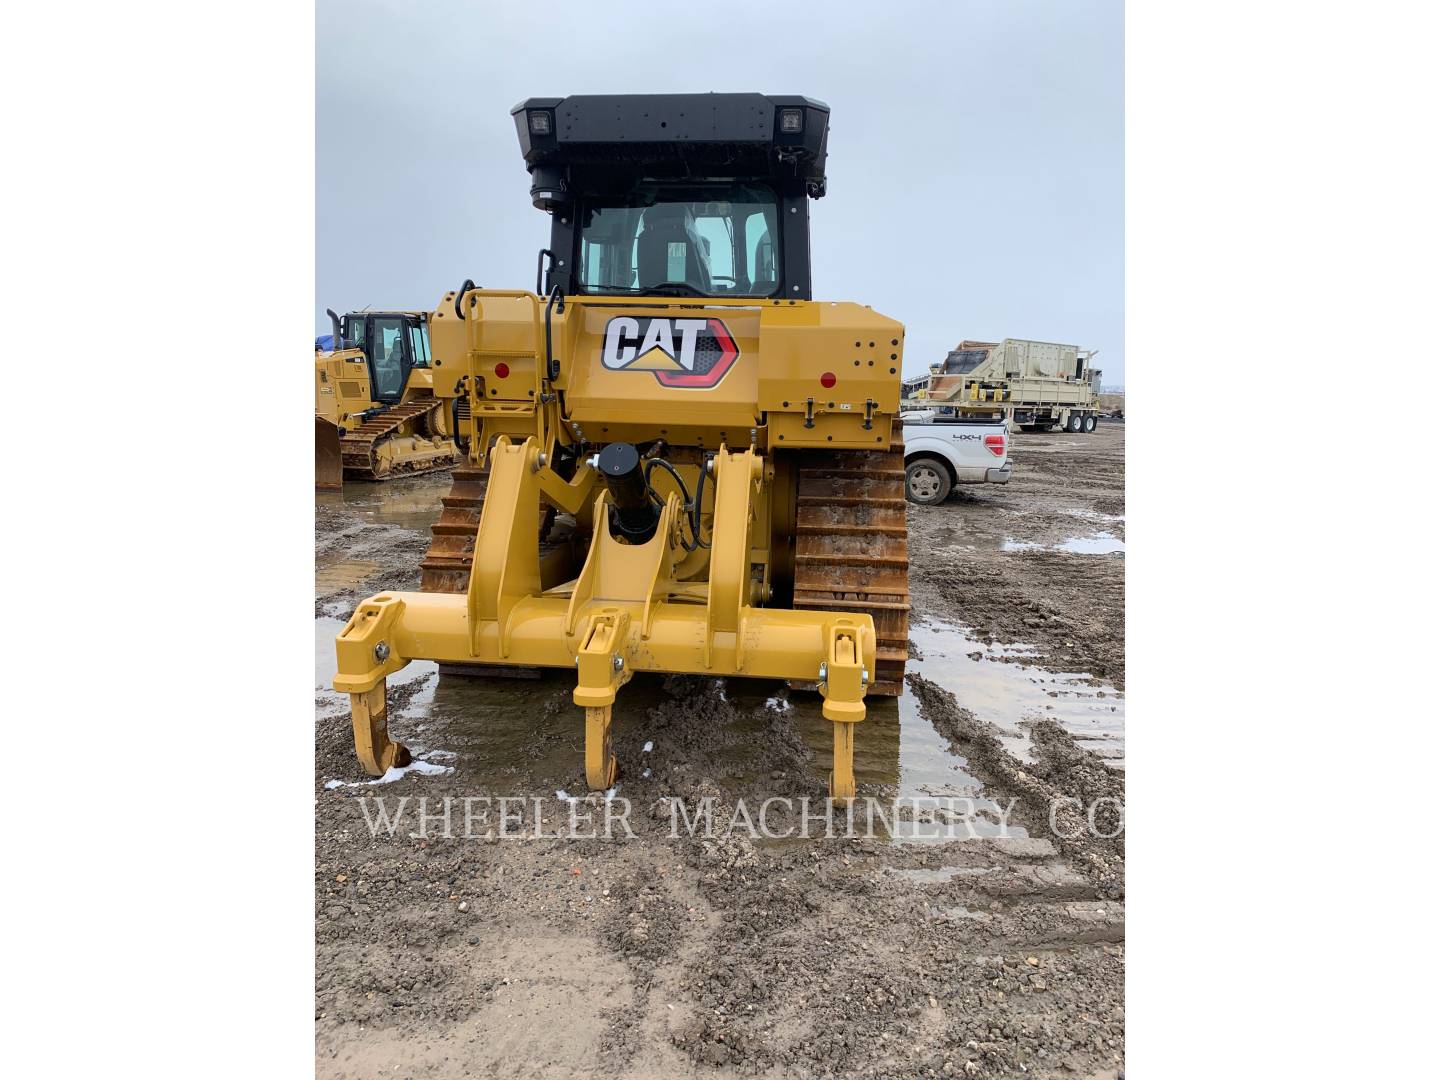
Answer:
[{"xmin": 324, "ymin": 755, "xmax": 454, "ymax": 789}]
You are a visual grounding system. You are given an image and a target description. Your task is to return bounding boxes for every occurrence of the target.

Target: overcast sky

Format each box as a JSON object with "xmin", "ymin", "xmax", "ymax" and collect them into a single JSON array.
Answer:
[{"xmin": 317, "ymin": 0, "xmax": 1123, "ymax": 384}]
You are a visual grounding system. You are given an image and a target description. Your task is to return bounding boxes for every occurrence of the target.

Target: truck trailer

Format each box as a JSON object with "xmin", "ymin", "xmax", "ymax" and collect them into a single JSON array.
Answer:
[{"xmin": 926, "ymin": 338, "xmax": 1103, "ymax": 433}]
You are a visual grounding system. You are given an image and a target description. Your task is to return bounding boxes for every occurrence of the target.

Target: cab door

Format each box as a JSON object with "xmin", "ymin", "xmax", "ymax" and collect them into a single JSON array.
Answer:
[{"xmin": 367, "ymin": 316, "xmax": 411, "ymax": 404}]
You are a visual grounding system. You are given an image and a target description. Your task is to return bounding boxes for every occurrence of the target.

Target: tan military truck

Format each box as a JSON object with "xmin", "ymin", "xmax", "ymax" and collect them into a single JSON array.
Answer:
[{"xmin": 926, "ymin": 338, "xmax": 1103, "ymax": 433}]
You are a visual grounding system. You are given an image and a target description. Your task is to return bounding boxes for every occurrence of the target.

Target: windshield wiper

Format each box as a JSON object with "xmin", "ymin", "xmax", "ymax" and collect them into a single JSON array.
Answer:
[
  {"xmin": 587, "ymin": 282, "xmax": 708, "ymax": 298},
  {"xmin": 646, "ymin": 282, "xmax": 707, "ymax": 297}
]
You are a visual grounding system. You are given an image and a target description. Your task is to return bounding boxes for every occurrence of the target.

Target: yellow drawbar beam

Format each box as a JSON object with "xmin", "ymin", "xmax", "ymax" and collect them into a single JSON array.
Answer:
[{"xmin": 335, "ymin": 591, "xmax": 874, "ymax": 692}]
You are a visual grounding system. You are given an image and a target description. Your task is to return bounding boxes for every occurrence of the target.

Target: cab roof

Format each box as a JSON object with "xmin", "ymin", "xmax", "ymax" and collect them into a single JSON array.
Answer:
[{"xmin": 512, "ymin": 93, "xmax": 830, "ymax": 197}]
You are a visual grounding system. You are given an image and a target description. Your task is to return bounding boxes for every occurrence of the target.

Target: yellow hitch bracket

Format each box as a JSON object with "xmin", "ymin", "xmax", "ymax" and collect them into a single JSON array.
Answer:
[
  {"xmin": 819, "ymin": 625, "xmax": 869, "ymax": 801},
  {"xmin": 573, "ymin": 609, "xmax": 633, "ymax": 709},
  {"xmin": 334, "ymin": 594, "xmax": 408, "ymax": 694},
  {"xmin": 819, "ymin": 627, "xmax": 867, "ymax": 724},
  {"xmin": 574, "ymin": 610, "xmax": 633, "ymax": 791},
  {"xmin": 333, "ymin": 595, "xmax": 413, "ymax": 777}
]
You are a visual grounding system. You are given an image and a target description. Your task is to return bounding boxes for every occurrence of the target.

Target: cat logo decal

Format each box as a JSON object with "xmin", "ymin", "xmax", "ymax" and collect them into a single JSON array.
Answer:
[{"xmin": 600, "ymin": 316, "xmax": 739, "ymax": 389}]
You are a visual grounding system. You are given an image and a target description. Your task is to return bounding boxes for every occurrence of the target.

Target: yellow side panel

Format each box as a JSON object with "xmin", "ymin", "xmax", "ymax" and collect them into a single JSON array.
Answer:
[{"xmin": 755, "ymin": 301, "xmax": 904, "ymax": 417}]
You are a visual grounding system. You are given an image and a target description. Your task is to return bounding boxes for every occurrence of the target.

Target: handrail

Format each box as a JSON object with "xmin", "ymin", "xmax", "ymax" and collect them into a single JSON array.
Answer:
[
  {"xmin": 535, "ymin": 249, "xmax": 554, "ymax": 296},
  {"xmin": 454, "ymin": 279, "xmax": 476, "ymax": 320},
  {"xmin": 545, "ymin": 285, "xmax": 566, "ymax": 381}
]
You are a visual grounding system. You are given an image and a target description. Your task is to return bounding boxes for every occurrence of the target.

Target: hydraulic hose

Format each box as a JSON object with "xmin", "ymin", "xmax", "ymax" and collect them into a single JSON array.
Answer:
[{"xmin": 643, "ymin": 457, "xmax": 708, "ymax": 551}]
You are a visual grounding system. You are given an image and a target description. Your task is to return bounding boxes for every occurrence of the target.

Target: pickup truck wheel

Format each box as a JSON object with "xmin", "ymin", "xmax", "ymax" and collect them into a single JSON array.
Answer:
[
  {"xmin": 1083, "ymin": 414, "xmax": 1097, "ymax": 433},
  {"xmin": 905, "ymin": 459, "xmax": 952, "ymax": 505}
]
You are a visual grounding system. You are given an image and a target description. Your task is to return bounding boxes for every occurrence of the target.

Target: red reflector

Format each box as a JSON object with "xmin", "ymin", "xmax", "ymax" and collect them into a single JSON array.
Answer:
[
  {"xmin": 494, "ymin": 362, "xmax": 510, "ymax": 379},
  {"xmin": 820, "ymin": 371, "xmax": 836, "ymax": 388},
  {"xmin": 984, "ymin": 434, "xmax": 1006, "ymax": 457}
]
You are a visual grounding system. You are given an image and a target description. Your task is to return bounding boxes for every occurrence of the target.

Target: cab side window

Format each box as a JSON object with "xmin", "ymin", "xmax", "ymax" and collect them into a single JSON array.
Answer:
[
  {"xmin": 409, "ymin": 323, "xmax": 430, "ymax": 368},
  {"xmin": 342, "ymin": 316, "xmax": 366, "ymax": 351}
]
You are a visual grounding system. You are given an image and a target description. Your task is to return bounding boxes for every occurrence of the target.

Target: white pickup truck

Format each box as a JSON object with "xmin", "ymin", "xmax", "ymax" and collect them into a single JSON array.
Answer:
[{"xmin": 901, "ymin": 413, "xmax": 1012, "ymax": 505}]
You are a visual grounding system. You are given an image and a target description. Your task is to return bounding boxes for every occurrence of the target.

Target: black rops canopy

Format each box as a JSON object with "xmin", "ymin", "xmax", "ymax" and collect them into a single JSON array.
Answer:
[{"xmin": 512, "ymin": 93, "xmax": 830, "ymax": 208}]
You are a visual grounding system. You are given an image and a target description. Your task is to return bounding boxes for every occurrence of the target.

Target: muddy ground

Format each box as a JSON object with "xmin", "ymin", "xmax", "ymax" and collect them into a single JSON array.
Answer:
[
  {"xmin": 315, "ymin": 423, "xmax": 1125, "ymax": 1079},
  {"xmin": 906, "ymin": 425, "xmax": 1125, "ymax": 691}
]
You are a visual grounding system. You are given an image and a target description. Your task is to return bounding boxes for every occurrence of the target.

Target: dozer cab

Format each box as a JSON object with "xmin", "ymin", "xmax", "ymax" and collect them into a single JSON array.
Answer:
[
  {"xmin": 332, "ymin": 94, "xmax": 909, "ymax": 798},
  {"xmin": 315, "ymin": 309, "xmax": 460, "ymax": 488}
]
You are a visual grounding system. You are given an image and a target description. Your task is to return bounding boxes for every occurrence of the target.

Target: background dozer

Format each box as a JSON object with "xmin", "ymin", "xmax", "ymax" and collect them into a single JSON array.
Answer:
[
  {"xmin": 315, "ymin": 309, "xmax": 460, "ymax": 488},
  {"xmin": 333, "ymin": 94, "xmax": 909, "ymax": 798}
]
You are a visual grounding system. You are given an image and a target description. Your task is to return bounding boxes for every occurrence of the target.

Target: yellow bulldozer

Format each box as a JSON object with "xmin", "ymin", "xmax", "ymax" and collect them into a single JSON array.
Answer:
[
  {"xmin": 332, "ymin": 93, "xmax": 909, "ymax": 798},
  {"xmin": 315, "ymin": 309, "xmax": 460, "ymax": 489}
]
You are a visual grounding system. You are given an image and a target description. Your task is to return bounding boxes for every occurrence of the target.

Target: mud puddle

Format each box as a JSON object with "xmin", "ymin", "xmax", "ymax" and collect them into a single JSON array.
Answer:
[
  {"xmin": 316, "ymin": 473, "xmax": 451, "ymax": 531},
  {"xmin": 909, "ymin": 617, "xmax": 1125, "ymax": 767},
  {"xmin": 1058, "ymin": 532, "xmax": 1126, "ymax": 554},
  {"xmin": 314, "ymin": 557, "xmax": 382, "ymax": 593},
  {"xmin": 1003, "ymin": 531, "xmax": 1126, "ymax": 555},
  {"xmin": 928, "ymin": 515, "xmax": 1126, "ymax": 558}
]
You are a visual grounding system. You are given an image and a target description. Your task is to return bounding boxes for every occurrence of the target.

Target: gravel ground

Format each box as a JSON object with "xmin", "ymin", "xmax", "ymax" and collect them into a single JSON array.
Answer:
[{"xmin": 315, "ymin": 423, "xmax": 1126, "ymax": 1078}]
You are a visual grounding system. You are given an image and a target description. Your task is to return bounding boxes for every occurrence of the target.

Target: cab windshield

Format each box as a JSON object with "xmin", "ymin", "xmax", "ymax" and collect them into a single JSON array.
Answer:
[{"xmin": 577, "ymin": 182, "xmax": 780, "ymax": 298}]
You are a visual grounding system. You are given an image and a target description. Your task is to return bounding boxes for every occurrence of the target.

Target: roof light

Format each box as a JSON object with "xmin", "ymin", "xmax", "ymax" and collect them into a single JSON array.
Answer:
[
  {"xmin": 779, "ymin": 108, "xmax": 804, "ymax": 134},
  {"xmin": 527, "ymin": 110, "xmax": 552, "ymax": 135}
]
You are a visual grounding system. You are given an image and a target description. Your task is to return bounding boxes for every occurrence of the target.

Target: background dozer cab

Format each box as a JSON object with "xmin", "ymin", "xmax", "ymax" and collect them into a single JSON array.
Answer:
[
  {"xmin": 314, "ymin": 309, "xmax": 460, "ymax": 487},
  {"xmin": 333, "ymin": 94, "xmax": 910, "ymax": 798}
]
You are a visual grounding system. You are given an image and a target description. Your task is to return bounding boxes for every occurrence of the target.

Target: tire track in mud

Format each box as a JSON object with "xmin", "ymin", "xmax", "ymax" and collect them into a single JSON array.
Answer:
[{"xmin": 905, "ymin": 672, "xmax": 1125, "ymax": 899}]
